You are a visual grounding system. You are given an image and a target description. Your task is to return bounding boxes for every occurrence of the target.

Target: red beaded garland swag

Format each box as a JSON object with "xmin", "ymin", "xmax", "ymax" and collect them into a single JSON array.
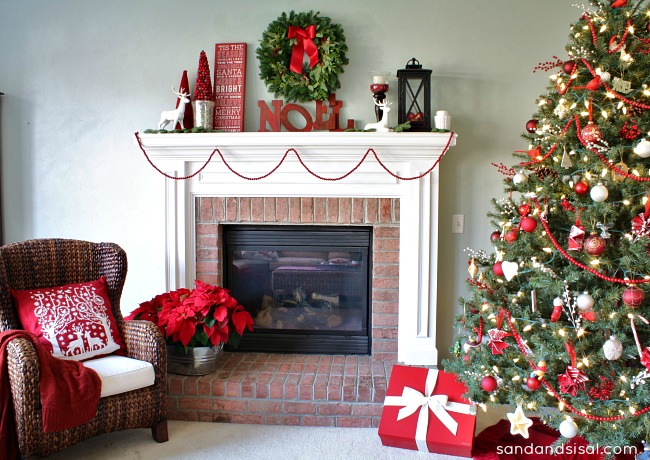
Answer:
[{"xmin": 134, "ymin": 131, "xmax": 455, "ymax": 182}]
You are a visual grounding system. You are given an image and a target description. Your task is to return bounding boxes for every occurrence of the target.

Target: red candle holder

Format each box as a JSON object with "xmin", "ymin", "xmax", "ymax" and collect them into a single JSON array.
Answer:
[{"xmin": 370, "ymin": 84, "xmax": 389, "ymax": 122}]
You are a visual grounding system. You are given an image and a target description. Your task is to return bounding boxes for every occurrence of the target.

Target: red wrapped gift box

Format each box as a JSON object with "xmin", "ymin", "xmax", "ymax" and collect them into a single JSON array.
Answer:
[{"xmin": 378, "ymin": 365, "xmax": 476, "ymax": 457}]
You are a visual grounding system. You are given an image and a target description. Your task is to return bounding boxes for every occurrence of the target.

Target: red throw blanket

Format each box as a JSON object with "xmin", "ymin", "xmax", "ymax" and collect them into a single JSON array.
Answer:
[{"xmin": 0, "ymin": 330, "xmax": 102, "ymax": 459}]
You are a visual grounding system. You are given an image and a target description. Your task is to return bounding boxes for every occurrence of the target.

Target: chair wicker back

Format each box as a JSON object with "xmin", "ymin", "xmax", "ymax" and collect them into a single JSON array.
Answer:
[{"xmin": 0, "ymin": 238, "xmax": 168, "ymax": 457}]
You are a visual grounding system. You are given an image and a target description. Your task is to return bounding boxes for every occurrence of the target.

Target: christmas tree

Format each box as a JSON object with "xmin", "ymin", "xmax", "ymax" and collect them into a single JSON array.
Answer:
[{"xmin": 444, "ymin": 0, "xmax": 650, "ymax": 451}]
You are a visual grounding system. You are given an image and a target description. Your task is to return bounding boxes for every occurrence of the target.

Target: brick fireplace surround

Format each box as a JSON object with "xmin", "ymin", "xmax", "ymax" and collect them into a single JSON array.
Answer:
[{"xmin": 138, "ymin": 132, "xmax": 456, "ymax": 427}]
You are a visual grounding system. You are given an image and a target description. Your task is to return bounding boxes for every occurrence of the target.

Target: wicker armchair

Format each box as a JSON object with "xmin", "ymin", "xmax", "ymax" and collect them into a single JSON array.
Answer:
[{"xmin": 0, "ymin": 238, "xmax": 168, "ymax": 458}]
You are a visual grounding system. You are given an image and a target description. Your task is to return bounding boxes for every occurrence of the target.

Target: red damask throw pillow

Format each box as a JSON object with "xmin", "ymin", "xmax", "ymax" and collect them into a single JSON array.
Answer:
[{"xmin": 11, "ymin": 277, "xmax": 126, "ymax": 361}]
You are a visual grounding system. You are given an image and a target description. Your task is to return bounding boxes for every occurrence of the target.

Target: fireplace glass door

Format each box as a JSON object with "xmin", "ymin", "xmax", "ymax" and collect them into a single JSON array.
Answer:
[{"xmin": 223, "ymin": 225, "xmax": 371, "ymax": 354}]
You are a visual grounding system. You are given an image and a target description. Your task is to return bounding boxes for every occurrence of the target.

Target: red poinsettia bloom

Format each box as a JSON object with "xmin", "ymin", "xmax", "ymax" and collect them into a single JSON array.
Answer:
[
  {"xmin": 125, "ymin": 299, "xmax": 158, "ymax": 323},
  {"xmin": 159, "ymin": 303, "xmax": 198, "ymax": 346},
  {"xmin": 212, "ymin": 304, "xmax": 228, "ymax": 323},
  {"xmin": 204, "ymin": 321, "xmax": 229, "ymax": 346},
  {"xmin": 232, "ymin": 306, "xmax": 255, "ymax": 336},
  {"xmin": 126, "ymin": 281, "xmax": 253, "ymax": 348}
]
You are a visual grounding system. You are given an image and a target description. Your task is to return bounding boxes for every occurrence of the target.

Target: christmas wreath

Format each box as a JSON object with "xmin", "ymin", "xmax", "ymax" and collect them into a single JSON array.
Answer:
[{"xmin": 256, "ymin": 10, "xmax": 349, "ymax": 103}]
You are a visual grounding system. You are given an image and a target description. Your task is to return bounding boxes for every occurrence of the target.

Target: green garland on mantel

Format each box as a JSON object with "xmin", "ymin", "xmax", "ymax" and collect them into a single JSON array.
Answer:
[
  {"xmin": 143, "ymin": 127, "xmax": 222, "ymax": 134},
  {"xmin": 142, "ymin": 122, "xmax": 452, "ymax": 134},
  {"xmin": 256, "ymin": 10, "xmax": 349, "ymax": 103}
]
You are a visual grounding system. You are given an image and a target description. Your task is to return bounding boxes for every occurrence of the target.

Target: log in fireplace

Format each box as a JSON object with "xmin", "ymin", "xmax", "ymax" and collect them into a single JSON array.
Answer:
[{"xmin": 223, "ymin": 224, "xmax": 372, "ymax": 354}]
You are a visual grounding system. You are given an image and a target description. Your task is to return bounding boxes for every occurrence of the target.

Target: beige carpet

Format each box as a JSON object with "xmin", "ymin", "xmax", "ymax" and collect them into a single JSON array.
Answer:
[{"xmin": 47, "ymin": 406, "xmax": 511, "ymax": 460}]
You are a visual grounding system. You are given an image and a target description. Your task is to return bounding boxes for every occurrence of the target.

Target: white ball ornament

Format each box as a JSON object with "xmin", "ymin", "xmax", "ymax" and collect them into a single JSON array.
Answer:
[
  {"xmin": 577, "ymin": 291, "xmax": 595, "ymax": 311},
  {"xmin": 559, "ymin": 418, "xmax": 579, "ymax": 438},
  {"xmin": 513, "ymin": 171, "xmax": 528, "ymax": 185},
  {"xmin": 590, "ymin": 182, "xmax": 609, "ymax": 203},
  {"xmin": 634, "ymin": 139, "xmax": 650, "ymax": 158},
  {"xmin": 603, "ymin": 335, "xmax": 623, "ymax": 361}
]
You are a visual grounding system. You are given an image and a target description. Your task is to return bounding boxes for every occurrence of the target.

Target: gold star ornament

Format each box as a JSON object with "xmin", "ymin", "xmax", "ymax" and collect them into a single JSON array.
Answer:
[{"xmin": 507, "ymin": 405, "xmax": 533, "ymax": 438}]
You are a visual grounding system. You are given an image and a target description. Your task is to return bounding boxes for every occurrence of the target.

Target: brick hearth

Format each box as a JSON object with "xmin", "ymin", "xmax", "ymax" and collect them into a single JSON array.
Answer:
[
  {"xmin": 167, "ymin": 352, "xmax": 391, "ymax": 427},
  {"xmin": 165, "ymin": 196, "xmax": 399, "ymax": 426}
]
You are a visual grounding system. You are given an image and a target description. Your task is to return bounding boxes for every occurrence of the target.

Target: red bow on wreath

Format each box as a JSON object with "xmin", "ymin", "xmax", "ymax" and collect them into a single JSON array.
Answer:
[
  {"xmin": 487, "ymin": 309, "xmax": 512, "ymax": 355},
  {"xmin": 558, "ymin": 341, "xmax": 589, "ymax": 397},
  {"xmin": 288, "ymin": 25, "xmax": 319, "ymax": 74}
]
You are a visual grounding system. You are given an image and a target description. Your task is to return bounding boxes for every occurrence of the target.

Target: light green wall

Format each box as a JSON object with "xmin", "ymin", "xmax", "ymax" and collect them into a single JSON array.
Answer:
[{"xmin": 0, "ymin": 0, "xmax": 578, "ymax": 362}]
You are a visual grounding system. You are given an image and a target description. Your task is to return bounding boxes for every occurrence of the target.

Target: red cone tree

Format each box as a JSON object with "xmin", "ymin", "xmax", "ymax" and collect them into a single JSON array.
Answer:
[
  {"xmin": 194, "ymin": 50, "xmax": 214, "ymax": 101},
  {"xmin": 175, "ymin": 70, "xmax": 194, "ymax": 130}
]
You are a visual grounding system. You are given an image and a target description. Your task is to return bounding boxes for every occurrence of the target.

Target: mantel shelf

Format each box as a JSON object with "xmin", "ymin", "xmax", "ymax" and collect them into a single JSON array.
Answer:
[{"xmin": 136, "ymin": 131, "xmax": 457, "ymax": 162}]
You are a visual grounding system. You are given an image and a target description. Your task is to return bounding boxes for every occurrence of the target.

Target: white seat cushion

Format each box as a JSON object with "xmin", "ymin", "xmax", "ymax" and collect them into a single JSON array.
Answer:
[{"xmin": 83, "ymin": 355, "xmax": 155, "ymax": 398}]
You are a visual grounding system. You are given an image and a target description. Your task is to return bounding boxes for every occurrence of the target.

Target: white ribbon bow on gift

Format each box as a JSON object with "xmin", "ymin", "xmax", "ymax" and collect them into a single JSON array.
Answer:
[{"xmin": 383, "ymin": 369, "xmax": 473, "ymax": 453}]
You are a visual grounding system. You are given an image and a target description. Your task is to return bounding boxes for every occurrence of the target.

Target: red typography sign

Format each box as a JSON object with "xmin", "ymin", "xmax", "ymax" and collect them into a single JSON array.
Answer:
[{"xmin": 213, "ymin": 43, "xmax": 246, "ymax": 132}]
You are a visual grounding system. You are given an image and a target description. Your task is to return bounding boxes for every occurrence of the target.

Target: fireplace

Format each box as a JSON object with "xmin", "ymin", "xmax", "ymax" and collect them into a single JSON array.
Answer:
[
  {"xmin": 222, "ymin": 224, "xmax": 372, "ymax": 354},
  {"xmin": 137, "ymin": 131, "xmax": 456, "ymax": 366},
  {"xmin": 138, "ymin": 131, "xmax": 456, "ymax": 426}
]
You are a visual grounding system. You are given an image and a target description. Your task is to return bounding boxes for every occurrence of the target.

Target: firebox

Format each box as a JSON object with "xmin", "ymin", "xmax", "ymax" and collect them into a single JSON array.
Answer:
[{"xmin": 222, "ymin": 224, "xmax": 372, "ymax": 354}]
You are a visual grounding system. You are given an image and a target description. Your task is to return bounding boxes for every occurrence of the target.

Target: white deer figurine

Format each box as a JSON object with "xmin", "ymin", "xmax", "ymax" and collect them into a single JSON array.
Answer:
[
  {"xmin": 364, "ymin": 100, "xmax": 392, "ymax": 132},
  {"xmin": 158, "ymin": 86, "xmax": 190, "ymax": 130}
]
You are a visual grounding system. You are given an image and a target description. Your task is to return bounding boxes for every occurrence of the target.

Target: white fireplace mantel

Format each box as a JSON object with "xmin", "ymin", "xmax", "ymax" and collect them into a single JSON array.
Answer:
[{"xmin": 138, "ymin": 131, "xmax": 456, "ymax": 366}]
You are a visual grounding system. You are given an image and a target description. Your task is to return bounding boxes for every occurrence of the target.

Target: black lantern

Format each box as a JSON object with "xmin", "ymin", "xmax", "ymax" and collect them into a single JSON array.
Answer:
[{"xmin": 397, "ymin": 58, "xmax": 432, "ymax": 131}]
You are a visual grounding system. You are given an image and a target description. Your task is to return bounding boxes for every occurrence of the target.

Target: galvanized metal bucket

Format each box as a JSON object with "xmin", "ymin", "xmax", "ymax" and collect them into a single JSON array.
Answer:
[
  {"xmin": 193, "ymin": 100, "xmax": 215, "ymax": 130},
  {"xmin": 166, "ymin": 343, "xmax": 224, "ymax": 376}
]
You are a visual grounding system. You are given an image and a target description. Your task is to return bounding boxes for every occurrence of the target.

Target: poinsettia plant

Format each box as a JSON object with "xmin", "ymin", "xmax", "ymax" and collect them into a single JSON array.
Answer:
[{"xmin": 126, "ymin": 280, "xmax": 253, "ymax": 348}]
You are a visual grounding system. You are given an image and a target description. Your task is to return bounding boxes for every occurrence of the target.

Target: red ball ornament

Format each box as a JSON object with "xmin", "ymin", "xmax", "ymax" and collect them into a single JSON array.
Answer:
[
  {"xmin": 504, "ymin": 229, "xmax": 518, "ymax": 243},
  {"xmin": 622, "ymin": 285, "xmax": 645, "ymax": 308},
  {"xmin": 481, "ymin": 375, "xmax": 498, "ymax": 392},
  {"xmin": 574, "ymin": 181, "xmax": 590, "ymax": 195},
  {"xmin": 490, "ymin": 230, "xmax": 502, "ymax": 241},
  {"xmin": 521, "ymin": 216, "xmax": 538, "ymax": 233},
  {"xmin": 526, "ymin": 119, "xmax": 538, "ymax": 133},
  {"xmin": 584, "ymin": 234, "xmax": 606, "ymax": 256},
  {"xmin": 493, "ymin": 261, "xmax": 504, "ymax": 277},
  {"xmin": 581, "ymin": 122, "xmax": 602, "ymax": 143},
  {"xmin": 518, "ymin": 204, "xmax": 531, "ymax": 217},
  {"xmin": 526, "ymin": 377, "xmax": 542, "ymax": 391},
  {"xmin": 563, "ymin": 60, "xmax": 576, "ymax": 74}
]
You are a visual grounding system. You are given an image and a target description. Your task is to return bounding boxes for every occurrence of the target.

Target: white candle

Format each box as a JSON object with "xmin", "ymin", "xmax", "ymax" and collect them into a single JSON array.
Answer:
[
  {"xmin": 373, "ymin": 75, "xmax": 388, "ymax": 84},
  {"xmin": 434, "ymin": 111, "xmax": 451, "ymax": 129}
]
